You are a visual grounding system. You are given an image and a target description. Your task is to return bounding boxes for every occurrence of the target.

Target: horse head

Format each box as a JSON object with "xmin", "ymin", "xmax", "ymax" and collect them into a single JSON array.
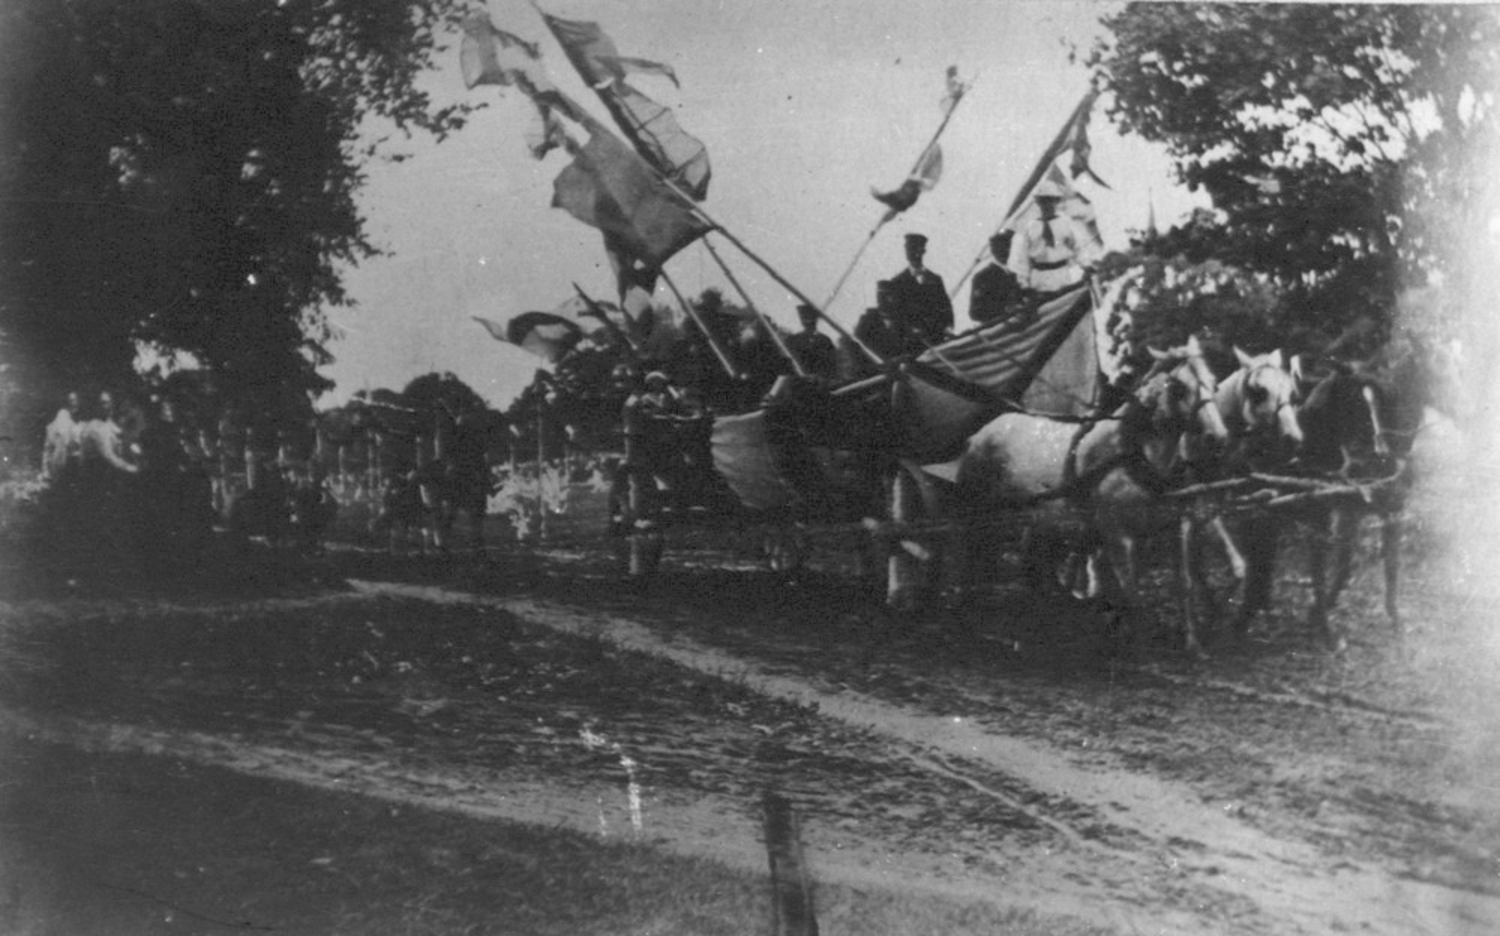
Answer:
[
  {"xmin": 1143, "ymin": 335, "xmax": 1229, "ymax": 444},
  {"xmin": 1216, "ymin": 347, "xmax": 1304, "ymax": 464}
]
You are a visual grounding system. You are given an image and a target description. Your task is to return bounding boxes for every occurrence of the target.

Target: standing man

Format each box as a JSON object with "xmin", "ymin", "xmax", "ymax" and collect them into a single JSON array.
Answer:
[
  {"xmin": 786, "ymin": 303, "xmax": 839, "ymax": 382},
  {"xmin": 1011, "ymin": 179, "xmax": 1094, "ymax": 295},
  {"xmin": 968, "ymin": 231, "xmax": 1026, "ymax": 325},
  {"xmin": 888, "ymin": 233, "xmax": 954, "ymax": 346}
]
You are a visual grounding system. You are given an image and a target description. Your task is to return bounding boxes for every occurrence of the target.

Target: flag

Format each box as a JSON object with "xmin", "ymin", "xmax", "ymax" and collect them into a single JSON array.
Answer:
[
  {"xmin": 460, "ymin": 16, "xmax": 577, "ymax": 159},
  {"xmin": 870, "ymin": 67, "xmax": 965, "ymax": 220},
  {"xmin": 551, "ymin": 117, "xmax": 712, "ymax": 270},
  {"xmin": 872, "ymin": 145, "xmax": 943, "ymax": 219},
  {"xmin": 542, "ymin": 12, "xmax": 711, "ymax": 200},
  {"xmin": 474, "ymin": 312, "xmax": 584, "ymax": 365},
  {"xmin": 1001, "ymin": 89, "xmax": 1108, "ymax": 227},
  {"xmin": 459, "ymin": 16, "xmax": 549, "ymax": 92}
]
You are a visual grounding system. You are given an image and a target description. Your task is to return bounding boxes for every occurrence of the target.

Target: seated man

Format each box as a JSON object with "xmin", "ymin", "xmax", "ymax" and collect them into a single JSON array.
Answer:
[
  {"xmin": 854, "ymin": 279, "xmax": 926, "ymax": 367},
  {"xmin": 785, "ymin": 303, "xmax": 839, "ymax": 382},
  {"xmin": 968, "ymin": 231, "xmax": 1026, "ymax": 326}
]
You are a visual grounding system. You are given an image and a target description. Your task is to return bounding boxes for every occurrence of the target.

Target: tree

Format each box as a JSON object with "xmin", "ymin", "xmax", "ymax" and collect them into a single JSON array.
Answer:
[
  {"xmin": 0, "ymin": 0, "xmax": 473, "ymax": 458},
  {"xmin": 1089, "ymin": 4, "xmax": 1499, "ymax": 350}
]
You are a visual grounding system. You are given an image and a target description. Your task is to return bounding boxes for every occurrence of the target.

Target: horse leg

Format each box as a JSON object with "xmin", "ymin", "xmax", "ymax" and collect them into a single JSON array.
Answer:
[
  {"xmin": 1305, "ymin": 510, "xmax": 1345, "ymax": 651},
  {"xmin": 1381, "ymin": 511, "xmax": 1403, "ymax": 637},
  {"xmin": 1230, "ymin": 515, "xmax": 1279, "ymax": 641}
]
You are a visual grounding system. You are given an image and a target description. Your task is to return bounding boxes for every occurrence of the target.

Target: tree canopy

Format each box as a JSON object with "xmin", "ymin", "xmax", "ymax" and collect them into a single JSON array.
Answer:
[
  {"xmin": 0, "ymin": 0, "xmax": 472, "ymax": 451},
  {"xmin": 1089, "ymin": 4, "xmax": 1499, "ymax": 349}
]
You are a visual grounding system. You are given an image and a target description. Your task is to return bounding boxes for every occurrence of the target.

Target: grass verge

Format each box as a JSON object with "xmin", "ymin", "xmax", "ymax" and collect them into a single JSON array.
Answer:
[{"xmin": 0, "ymin": 736, "xmax": 1111, "ymax": 936}]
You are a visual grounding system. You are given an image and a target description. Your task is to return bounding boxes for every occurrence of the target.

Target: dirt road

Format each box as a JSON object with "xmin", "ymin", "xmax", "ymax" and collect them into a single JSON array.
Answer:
[{"xmin": 4, "ymin": 536, "xmax": 1498, "ymax": 936}]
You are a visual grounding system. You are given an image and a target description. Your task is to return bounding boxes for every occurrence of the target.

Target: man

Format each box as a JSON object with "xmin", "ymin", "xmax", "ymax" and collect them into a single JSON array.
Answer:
[
  {"xmin": 1011, "ymin": 179, "xmax": 1093, "ymax": 295},
  {"xmin": 853, "ymin": 280, "xmax": 921, "ymax": 367},
  {"xmin": 785, "ymin": 303, "xmax": 838, "ymax": 382},
  {"xmin": 968, "ymin": 231, "xmax": 1026, "ymax": 325},
  {"xmin": 887, "ymin": 233, "xmax": 953, "ymax": 346}
]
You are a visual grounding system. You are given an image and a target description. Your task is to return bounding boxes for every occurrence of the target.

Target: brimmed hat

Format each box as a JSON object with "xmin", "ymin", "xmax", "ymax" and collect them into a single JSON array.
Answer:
[
  {"xmin": 644, "ymin": 370, "xmax": 669, "ymax": 385},
  {"xmin": 1032, "ymin": 179, "xmax": 1064, "ymax": 200}
]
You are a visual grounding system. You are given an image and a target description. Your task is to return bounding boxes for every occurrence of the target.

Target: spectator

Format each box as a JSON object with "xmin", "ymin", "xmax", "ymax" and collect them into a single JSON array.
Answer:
[{"xmin": 42, "ymin": 391, "xmax": 82, "ymax": 479}]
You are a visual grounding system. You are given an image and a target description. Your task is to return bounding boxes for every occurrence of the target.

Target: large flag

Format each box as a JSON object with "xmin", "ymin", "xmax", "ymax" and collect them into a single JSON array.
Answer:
[
  {"xmin": 474, "ymin": 311, "xmax": 585, "ymax": 365},
  {"xmin": 551, "ymin": 114, "xmax": 712, "ymax": 271},
  {"xmin": 461, "ymin": 14, "xmax": 710, "ymax": 276},
  {"xmin": 541, "ymin": 12, "xmax": 712, "ymax": 200}
]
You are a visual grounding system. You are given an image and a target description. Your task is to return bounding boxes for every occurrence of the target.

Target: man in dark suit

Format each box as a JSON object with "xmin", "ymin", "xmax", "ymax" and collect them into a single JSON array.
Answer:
[
  {"xmin": 968, "ymin": 231, "xmax": 1027, "ymax": 326},
  {"xmin": 853, "ymin": 279, "xmax": 923, "ymax": 368},
  {"xmin": 887, "ymin": 233, "xmax": 953, "ymax": 346},
  {"xmin": 785, "ymin": 303, "xmax": 839, "ymax": 382}
]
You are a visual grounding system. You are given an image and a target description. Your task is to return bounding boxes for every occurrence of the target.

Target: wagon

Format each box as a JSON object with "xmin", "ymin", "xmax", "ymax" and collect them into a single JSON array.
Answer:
[{"xmin": 608, "ymin": 284, "xmax": 1101, "ymax": 579}]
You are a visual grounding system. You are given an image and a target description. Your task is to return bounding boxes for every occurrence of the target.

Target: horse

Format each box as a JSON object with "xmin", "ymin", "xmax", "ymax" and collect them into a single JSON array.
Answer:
[
  {"xmin": 1232, "ymin": 340, "xmax": 1443, "ymax": 648},
  {"xmin": 1196, "ymin": 347, "xmax": 1307, "ymax": 593},
  {"xmin": 1214, "ymin": 347, "xmax": 1305, "ymax": 468},
  {"xmin": 954, "ymin": 336, "xmax": 1230, "ymax": 655}
]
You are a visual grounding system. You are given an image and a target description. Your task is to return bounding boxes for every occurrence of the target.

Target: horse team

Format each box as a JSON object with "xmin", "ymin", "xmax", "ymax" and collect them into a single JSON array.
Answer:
[{"xmin": 938, "ymin": 334, "xmax": 1446, "ymax": 655}]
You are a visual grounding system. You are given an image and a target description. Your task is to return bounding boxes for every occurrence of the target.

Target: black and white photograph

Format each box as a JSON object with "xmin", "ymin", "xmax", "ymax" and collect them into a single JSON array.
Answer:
[{"xmin": 1, "ymin": 1, "xmax": 1497, "ymax": 933}]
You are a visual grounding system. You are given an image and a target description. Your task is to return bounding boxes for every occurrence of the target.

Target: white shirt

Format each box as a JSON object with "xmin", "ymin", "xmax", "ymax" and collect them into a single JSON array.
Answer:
[{"xmin": 1011, "ymin": 213, "xmax": 1089, "ymax": 293}]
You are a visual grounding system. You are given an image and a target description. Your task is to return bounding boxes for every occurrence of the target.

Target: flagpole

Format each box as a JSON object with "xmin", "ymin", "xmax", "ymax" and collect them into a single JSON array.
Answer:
[
  {"xmin": 950, "ymin": 88, "xmax": 1099, "ymax": 299},
  {"xmin": 497, "ymin": 10, "xmax": 880, "ymax": 365},
  {"xmin": 820, "ymin": 225, "xmax": 883, "ymax": 317},
  {"xmin": 701, "ymin": 237, "xmax": 807, "ymax": 378},
  {"xmin": 656, "ymin": 269, "xmax": 742, "ymax": 380},
  {"xmin": 821, "ymin": 71, "xmax": 973, "ymax": 315},
  {"xmin": 571, "ymin": 282, "xmax": 640, "ymax": 355},
  {"xmin": 668, "ymin": 198, "xmax": 882, "ymax": 365}
]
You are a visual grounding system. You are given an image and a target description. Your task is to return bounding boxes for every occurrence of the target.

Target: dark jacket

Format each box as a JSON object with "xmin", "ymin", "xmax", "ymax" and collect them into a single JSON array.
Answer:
[{"xmin": 887, "ymin": 267, "xmax": 953, "ymax": 344}]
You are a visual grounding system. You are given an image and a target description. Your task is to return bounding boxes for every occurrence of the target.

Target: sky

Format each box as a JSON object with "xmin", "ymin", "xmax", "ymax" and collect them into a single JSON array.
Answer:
[{"xmin": 319, "ymin": 0, "xmax": 1206, "ymax": 410}]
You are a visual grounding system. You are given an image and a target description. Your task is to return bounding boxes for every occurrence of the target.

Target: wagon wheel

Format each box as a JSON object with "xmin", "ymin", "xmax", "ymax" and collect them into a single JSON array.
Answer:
[
  {"xmin": 760, "ymin": 523, "xmax": 808, "ymax": 577},
  {"xmin": 882, "ymin": 458, "xmax": 947, "ymax": 610}
]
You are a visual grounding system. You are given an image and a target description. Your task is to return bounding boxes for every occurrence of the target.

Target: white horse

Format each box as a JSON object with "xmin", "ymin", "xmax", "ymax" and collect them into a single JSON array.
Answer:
[{"xmin": 955, "ymin": 336, "xmax": 1230, "ymax": 654}]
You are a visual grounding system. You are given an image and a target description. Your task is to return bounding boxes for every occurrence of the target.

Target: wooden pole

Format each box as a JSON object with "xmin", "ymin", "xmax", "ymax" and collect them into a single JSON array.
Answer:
[
  {"xmin": 657, "ymin": 270, "xmax": 742, "ymax": 379},
  {"xmin": 701, "ymin": 237, "xmax": 807, "ymax": 378},
  {"xmin": 536, "ymin": 391, "xmax": 549, "ymax": 542},
  {"xmin": 699, "ymin": 224, "xmax": 883, "ymax": 367},
  {"xmin": 762, "ymin": 792, "xmax": 818, "ymax": 936},
  {"xmin": 821, "ymin": 71, "xmax": 973, "ymax": 315}
]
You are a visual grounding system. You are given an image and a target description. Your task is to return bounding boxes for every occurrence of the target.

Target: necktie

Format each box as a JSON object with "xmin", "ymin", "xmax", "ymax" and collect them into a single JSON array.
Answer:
[{"xmin": 1042, "ymin": 219, "xmax": 1055, "ymax": 248}]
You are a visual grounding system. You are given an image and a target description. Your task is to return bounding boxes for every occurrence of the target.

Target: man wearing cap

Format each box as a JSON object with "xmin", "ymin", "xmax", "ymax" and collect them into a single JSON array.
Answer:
[
  {"xmin": 1011, "ymin": 180, "xmax": 1093, "ymax": 295},
  {"xmin": 887, "ymin": 233, "xmax": 953, "ymax": 347},
  {"xmin": 968, "ymin": 230, "xmax": 1026, "ymax": 325},
  {"xmin": 786, "ymin": 303, "xmax": 839, "ymax": 382}
]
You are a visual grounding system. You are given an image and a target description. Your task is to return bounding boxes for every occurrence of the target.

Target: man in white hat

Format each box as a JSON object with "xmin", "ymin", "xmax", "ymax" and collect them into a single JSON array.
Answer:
[{"xmin": 1010, "ymin": 179, "xmax": 1092, "ymax": 295}]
